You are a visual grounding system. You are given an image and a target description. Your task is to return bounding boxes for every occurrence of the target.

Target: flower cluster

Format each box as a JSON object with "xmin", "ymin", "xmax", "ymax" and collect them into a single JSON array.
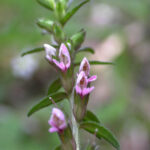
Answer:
[
  {"xmin": 44, "ymin": 43, "xmax": 71, "ymax": 72},
  {"xmin": 76, "ymin": 57, "xmax": 97, "ymax": 98}
]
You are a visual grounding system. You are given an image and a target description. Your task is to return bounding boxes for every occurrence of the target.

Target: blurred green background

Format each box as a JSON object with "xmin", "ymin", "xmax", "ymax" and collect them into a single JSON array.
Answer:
[{"xmin": 0, "ymin": 0, "xmax": 150, "ymax": 150}]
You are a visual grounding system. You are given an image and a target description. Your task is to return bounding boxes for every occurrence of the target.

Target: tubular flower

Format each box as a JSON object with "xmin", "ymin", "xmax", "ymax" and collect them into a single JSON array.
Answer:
[
  {"xmin": 53, "ymin": 43, "xmax": 71, "ymax": 72},
  {"xmin": 48, "ymin": 108, "xmax": 67, "ymax": 133},
  {"xmin": 79, "ymin": 57, "xmax": 90, "ymax": 76},
  {"xmin": 75, "ymin": 71, "xmax": 96, "ymax": 98},
  {"xmin": 44, "ymin": 44, "xmax": 56, "ymax": 62}
]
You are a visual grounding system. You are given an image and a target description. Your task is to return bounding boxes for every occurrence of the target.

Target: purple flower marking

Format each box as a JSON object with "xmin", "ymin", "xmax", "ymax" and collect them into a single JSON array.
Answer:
[
  {"xmin": 53, "ymin": 43, "xmax": 71, "ymax": 72},
  {"xmin": 48, "ymin": 108, "xmax": 67, "ymax": 133}
]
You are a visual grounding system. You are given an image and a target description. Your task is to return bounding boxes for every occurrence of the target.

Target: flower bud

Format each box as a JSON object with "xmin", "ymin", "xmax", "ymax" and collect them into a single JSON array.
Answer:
[
  {"xmin": 79, "ymin": 57, "xmax": 90, "ymax": 76},
  {"xmin": 48, "ymin": 107, "xmax": 67, "ymax": 133},
  {"xmin": 55, "ymin": 1, "xmax": 66, "ymax": 21}
]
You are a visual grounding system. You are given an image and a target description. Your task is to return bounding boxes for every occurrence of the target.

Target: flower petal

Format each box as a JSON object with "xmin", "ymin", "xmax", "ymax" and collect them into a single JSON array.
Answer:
[
  {"xmin": 53, "ymin": 59, "xmax": 66, "ymax": 71},
  {"xmin": 44, "ymin": 44, "xmax": 56, "ymax": 62},
  {"xmin": 88, "ymin": 75, "xmax": 97, "ymax": 82},
  {"xmin": 75, "ymin": 85, "xmax": 82, "ymax": 95},
  {"xmin": 79, "ymin": 57, "xmax": 90, "ymax": 76},
  {"xmin": 59, "ymin": 43, "xmax": 71, "ymax": 69},
  {"xmin": 49, "ymin": 127, "xmax": 59, "ymax": 133},
  {"xmin": 82, "ymin": 87, "xmax": 94, "ymax": 96}
]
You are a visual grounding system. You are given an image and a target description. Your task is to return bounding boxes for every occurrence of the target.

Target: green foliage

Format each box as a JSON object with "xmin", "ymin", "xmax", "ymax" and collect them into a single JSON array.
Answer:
[
  {"xmin": 37, "ymin": 19, "xmax": 54, "ymax": 33},
  {"xmin": 21, "ymin": 47, "xmax": 44, "ymax": 57},
  {"xmin": 61, "ymin": 0, "xmax": 90, "ymax": 25},
  {"xmin": 54, "ymin": 145, "xmax": 62, "ymax": 150},
  {"xmin": 47, "ymin": 78, "xmax": 62, "ymax": 95},
  {"xmin": 80, "ymin": 121, "xmax": 120, "ymax": 150},
  {"xmin": 71, "ymin": 29, "xmax": 86, "ymax": 50},
  {"xmin": 83, "ymin": 110, "xmax": 100, "ymax": 123},
  {"xmin": 76, "ymin": 47, "xmax": 95, "ymax": 54},
  {"xmin": 36, "ymin": 0, "xmax": 55, "ymax": 11},
  {"xmin": 55, "ymin": 1, "xmax": 66, "ymax": 21},
  {"xmin": 53, "ymin": 23, "xmax": 65, "ymax": 43},
  {"xmin": 75, "ymin": 60, "xmax": 114, "ymax": 66},
  {"xmin": 28, "ymin": 92, "xmax": 68, "ymax": 116}
]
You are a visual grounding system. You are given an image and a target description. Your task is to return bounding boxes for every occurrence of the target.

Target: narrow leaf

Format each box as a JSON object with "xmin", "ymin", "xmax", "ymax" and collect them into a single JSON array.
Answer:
[
  {"xmin": 48, "ymin": 78, "xmax": 62, "ymax": 95},
  {"xmin": 61, "ymin": 0, "xmax": 90, "ymax": 25},
  {"xmin": 80, "ymin": 121, "xmax": 120, "ymax": 150},
  {"xmin": 75, "ymin": 60, "xmax": 114, "ymax": 66},
  {"xmin": 37, "ymin": 19, "xmax": 54, "ymax": 33},
  {"xmin": 71, "ymin": 29, "xmax": 86, "ymax": 50},
  {"xmin": 36, "ymin": 0, "xmax": 54, "ymax": 11},
  {"xmin": 27, "ymin": 92, "xmax": 67, "ymax": 117},
  {"xmin": 76, "ymin": 47, "xmax": 94, "ymax": 54},
  {"xmin": 83, "ymin": 110, "xmax": 100, "ymax": 123},
  {"xmin": 21, "ymin": 47, "xmax": 44, "ymax": 57}
]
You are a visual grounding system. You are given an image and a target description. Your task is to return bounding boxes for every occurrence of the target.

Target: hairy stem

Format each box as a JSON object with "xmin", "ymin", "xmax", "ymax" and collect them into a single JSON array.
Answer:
[{"xmin": 70, "ymin": 92, "xmax": 80, "ymax": 150}]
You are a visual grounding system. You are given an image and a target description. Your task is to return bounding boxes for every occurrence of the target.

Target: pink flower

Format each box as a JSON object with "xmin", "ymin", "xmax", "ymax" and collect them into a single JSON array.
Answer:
[
  {"xmin": 75, "ymin": 71, "xmax": 97, "ymax": 97},
  {"xmin": 48, "ymin": 108, "xmax": 67, "ymax": 133},
  {"xmin": 53, "ymin": 43, "xmax": 71, "ymax": 72},
  {"xmin": 79, "ymin": 57, "xmax": 90, "ymax": 76},
  {"xmin": 44, "ymin": 44, "xmax": 56, "ymax": 62}
]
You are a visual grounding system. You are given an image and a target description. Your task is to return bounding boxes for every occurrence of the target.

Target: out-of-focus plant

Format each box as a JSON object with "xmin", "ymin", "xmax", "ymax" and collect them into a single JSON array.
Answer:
[{"xmin": 22, "ymin": 0, "xmax": 119, "ymax": 149}]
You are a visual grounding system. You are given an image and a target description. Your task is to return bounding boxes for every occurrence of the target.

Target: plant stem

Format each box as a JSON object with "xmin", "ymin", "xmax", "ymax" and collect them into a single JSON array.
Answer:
[{"xmin": 70, "ymin": 92, "xmax": 80, "ymax": 150}]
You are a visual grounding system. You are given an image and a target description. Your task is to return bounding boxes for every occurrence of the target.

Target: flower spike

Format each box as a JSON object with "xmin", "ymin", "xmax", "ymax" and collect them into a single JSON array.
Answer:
[
  {"xmin": 48, "ymin": 108, "xmax": 67, "ymax": 133},
  {"xmin": 53, "ymin": 43, "xmax": 71, "ymax": 72},
  {"xmin": 44, "ymin": 44, "xmax": 56, "ymax": 62}
]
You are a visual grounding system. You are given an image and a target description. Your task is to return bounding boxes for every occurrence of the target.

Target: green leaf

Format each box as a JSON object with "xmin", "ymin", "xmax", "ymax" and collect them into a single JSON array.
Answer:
[
  {"xmin": 27, "ymin": 92, "xmax": 68, "ymax": 117},
  {"xmin": 37, "ymin": 19, "xmax": 54, "ymax": 33},
  {"xmin": 76, "ymin": 47, "xmax": 94, "ymax": 54},
  {"xmin": 75, "ymin": 60, "xmax": 114, "ymax": 66},
  {"xmin": 36, "ymin": 0, "xmax": 55, "ymax": 11},
  {"xmin": 53, "ymin": 23, "xmax": 65, "ymax": 43},
  {"xmin": 80, "ymin": 121, "xmax": 120, "ymax": 150},
  {"xmin": 48, "ymin": 78, "xmax": 62, "ymax": 95},
  {"xmin": 83, "ymin": 110, "xmax": 100, "ymax": 123},
  {"xmin": 54, "ymin": 145, "xmax": 62, "ymax": 150},
  {"xmin": 61, "ymin": 0, "xmax": 90, "ymax": 25},
  {"xmin": 71, "ymin": 29, "xmax": 86, "ymax": 50},
  {"xmin": 21, "ymin": 47, "xmax": 44, "ymax": 57},
  {"xmin": 86, "ymin": 144, "xmax": 97, "ymax": 150}
]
